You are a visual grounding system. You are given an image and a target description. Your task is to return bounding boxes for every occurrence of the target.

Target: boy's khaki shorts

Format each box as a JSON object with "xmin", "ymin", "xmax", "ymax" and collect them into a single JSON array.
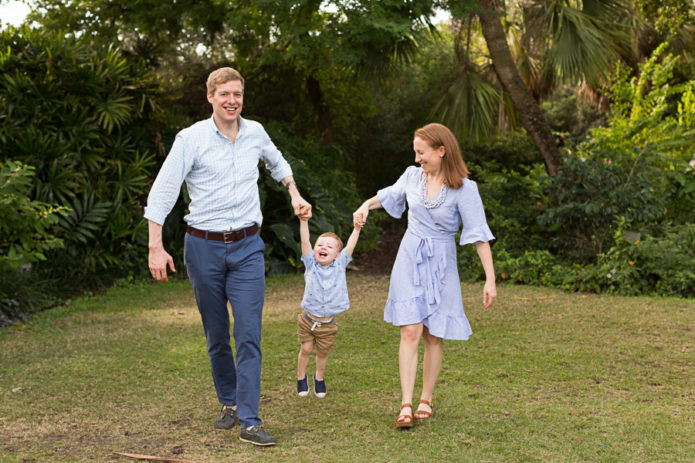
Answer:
[{"xmin": 297, "ymin": 312, "xmax": 338, "ymax": 355}]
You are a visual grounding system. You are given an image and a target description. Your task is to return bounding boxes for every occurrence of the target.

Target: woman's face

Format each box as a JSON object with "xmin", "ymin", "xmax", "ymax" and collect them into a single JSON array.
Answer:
[{"xmin": 413, "ymin": 136, "xmax": 444, "ymax": 175}]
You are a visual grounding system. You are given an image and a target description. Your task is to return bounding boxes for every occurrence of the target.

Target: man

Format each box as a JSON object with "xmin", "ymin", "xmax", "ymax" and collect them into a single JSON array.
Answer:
[{"xmin": 145, "ymin": 67, "xmax": 311, "ymax": 447}]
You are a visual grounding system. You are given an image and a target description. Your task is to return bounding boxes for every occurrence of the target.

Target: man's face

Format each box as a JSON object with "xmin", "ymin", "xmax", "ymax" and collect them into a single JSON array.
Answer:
[
  {"xmin": 313, "ymin": 236, "xmax": 340, "ymax": 267},
  {"xmin": 207, "ymin": 80, "xmax": 244, "ymax": 127}
]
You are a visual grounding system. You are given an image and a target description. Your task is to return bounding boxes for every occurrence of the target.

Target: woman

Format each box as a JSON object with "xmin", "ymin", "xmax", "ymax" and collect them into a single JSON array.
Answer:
[{"xmin": 353, "ymin": 123, "xmax": 496, "ymax": 428}]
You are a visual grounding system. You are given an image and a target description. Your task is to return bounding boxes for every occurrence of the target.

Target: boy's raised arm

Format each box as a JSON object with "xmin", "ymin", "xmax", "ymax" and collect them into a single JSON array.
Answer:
[
  {"xmin": 299, "ymin": 218, "xmax": 312, "ymax": 257},
  {"xmin": 344, "ymin": 224, "xmax": 362, "ymax": 257}
]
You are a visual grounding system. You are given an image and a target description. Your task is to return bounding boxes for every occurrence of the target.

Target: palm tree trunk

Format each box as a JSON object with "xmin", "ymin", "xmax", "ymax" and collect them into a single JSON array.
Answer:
[{"xmin": 476, "ymin": 0, "xmax": 562, "ymax": 175}]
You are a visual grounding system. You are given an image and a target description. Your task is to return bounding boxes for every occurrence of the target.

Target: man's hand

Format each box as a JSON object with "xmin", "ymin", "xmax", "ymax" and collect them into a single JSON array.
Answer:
[
  {"xmin": 293, "ymin": 196, "xmax": 312, "ymax": 220},
  {"xmin": 149, "ymin": 247, "xmax": 176, "ymax": 282}
]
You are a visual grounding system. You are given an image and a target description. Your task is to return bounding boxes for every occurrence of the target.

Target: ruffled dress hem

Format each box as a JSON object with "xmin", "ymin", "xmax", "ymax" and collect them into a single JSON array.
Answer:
[{"xmin": 384, "ymin": 296, "xmax": 472, "ymax": 341}]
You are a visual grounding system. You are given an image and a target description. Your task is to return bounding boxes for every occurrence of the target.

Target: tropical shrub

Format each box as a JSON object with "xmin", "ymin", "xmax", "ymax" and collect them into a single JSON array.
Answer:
[
  {"xmin": 585, "ymin": 42, "xmax": 695, "ymax": 163},
  {"xmin": 259, "ymin": 122, "xmax": 372, "ymax": 274},
  {"xmin": 540, "ymin": 86, "xmax": 607, "ymax": 139},
  {"xmin": 0, "ymin": 161, "xmax": 66, "ymax": 272},
  {"xmin": 0, "ymin": 26, "xmax": 163, "ymax": 307},
  {"xmin": 664, "ymin": 161, "xmax": 695, "ymax": 225},
  {"xmin": 0, "ymin": 161, "xmax": 67, "ymax": 323},
  {"xmin": 467, "ymin": 220, "xmax": 695, "ymax": 298},
  {"xmin": 591, "ymin": 220, "xmax": 695, "ymax": 297},
  {"xmin": 538, "ymin": 147, "xmax": 668, "ymax": 261}
]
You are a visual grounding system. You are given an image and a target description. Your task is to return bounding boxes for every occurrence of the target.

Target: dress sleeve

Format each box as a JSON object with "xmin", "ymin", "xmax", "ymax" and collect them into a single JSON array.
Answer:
[
  {"xmin": 458, "ymin": 179, "xmax": 495, "ymax": 245},
  {"xmin": 376, "ymin": 166, "xmax": 414, "ymax": 219}
]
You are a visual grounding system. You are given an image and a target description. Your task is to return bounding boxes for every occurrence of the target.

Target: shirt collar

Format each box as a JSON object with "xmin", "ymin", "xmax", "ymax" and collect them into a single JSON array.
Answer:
[{"xmin": 208, "ymin": 115, "xmax": 246, "ymax": 138}]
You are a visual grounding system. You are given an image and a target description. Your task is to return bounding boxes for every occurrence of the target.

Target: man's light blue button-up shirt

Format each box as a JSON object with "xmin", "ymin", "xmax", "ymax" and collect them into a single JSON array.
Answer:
[
  {"xmin": 144, "ymin": 116, "xmax": 293, "ymax": 231},
  {"xmin": 301, "ymin": 249, "xmax": 352, "ymax": 317}
]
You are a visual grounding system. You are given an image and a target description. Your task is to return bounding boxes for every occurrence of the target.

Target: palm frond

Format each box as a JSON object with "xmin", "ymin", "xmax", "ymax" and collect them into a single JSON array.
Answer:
[
  {"xmin": 57, "ymin": 195, "xmax": 111, "ymax": 245},
  {"xmin": 432, "ymin": 66, "xmax": 501, "ymax": 145},
  {"xmin": 543, "ymin": 1, "xmax": 629, "ymax": 86}
]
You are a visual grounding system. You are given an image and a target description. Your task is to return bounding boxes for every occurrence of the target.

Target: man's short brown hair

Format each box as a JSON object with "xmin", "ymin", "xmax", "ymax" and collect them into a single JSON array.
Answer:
[{"xmin": 206, "ymin": 67, "xmax": 245, "ymax": 95}]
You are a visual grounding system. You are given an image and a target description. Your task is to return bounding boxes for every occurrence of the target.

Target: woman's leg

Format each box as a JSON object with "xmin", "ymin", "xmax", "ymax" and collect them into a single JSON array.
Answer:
[
  {"xmin": 398, "ymin": 323, "xmax": 423, "ymax": 421},
  {"xmin": 416, "ymin": 326, "xmax": 443, "ymax": 418}
]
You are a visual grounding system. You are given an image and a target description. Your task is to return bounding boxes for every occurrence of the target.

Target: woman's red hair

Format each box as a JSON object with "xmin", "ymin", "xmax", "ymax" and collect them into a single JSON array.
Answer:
[{"xmin": 414, "ymin": 123, "xmax": 469, "ymax": 189}]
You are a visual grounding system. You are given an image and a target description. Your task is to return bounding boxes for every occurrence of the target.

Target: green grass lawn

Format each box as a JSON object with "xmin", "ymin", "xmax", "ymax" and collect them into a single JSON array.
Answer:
[{"xmin": 1, "ymin": 273, "xmax": 693, "ymax": 462}]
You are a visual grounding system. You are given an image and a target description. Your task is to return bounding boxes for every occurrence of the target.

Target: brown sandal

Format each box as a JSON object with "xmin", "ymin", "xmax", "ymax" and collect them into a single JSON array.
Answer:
[
  {"xmin": 414, "ymin": 399, "xmax": 433, "ymax": 420},
  {"xmin": 395, "ymin": 403, "xmax": 414, "ymax": 428}
]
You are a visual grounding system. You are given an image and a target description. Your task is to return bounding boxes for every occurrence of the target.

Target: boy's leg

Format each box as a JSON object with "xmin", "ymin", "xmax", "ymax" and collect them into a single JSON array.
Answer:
[
  {"xmin": 313, "ymin": 324, "xmax": 337, "ymax": 399},
  {"xmin": 297, "ymin": 340, "xmax": 314, "ymax": 379},
  {"xmin": 314, "ymin": 324, "xmax": 338, "ymax": 379},
  {"xmin": 297, "ymin": 313, "xmax": 315, "ymax": 379},
  {"xmin": 315, "ymin": 351, "xmax": 328, "ymax": 380}
]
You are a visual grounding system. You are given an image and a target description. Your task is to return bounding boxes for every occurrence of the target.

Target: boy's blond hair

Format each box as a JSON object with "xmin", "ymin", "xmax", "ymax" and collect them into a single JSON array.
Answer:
[
  {"xmin": 206, "ymin": 67, "xmax": 245, "ymax": 95},
  {"xmin": 317, "ymin": 232, "xmax": 343, "ymax": 251}
]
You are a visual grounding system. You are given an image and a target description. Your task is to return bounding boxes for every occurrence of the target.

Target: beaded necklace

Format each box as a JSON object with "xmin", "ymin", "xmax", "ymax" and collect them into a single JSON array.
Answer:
[{"xmin": 420, "ymin": 176, "xmax": 448, "ymax": 209}]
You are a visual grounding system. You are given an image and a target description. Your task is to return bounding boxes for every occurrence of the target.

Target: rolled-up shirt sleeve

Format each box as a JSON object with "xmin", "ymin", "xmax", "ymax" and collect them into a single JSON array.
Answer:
[
  {"xmin": 377, "ymin": 166, "xmax": 414, "ymax": 219},
  {"xmin": 458, "ymin": 179, "xmax": 495, "ymax": 245},
  {"xmin": 143, "ymin": 134, "xmax": 193, "ymax": 225},
  {"xmin": 260, "ymin": 130, "xmax": 293, "ymax": 182}
]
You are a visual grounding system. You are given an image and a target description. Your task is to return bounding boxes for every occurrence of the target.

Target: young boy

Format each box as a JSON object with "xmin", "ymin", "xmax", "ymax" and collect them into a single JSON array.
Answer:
[{"xmin": 296, "ymin": 215, "xmax": 362, "ymax": 398}]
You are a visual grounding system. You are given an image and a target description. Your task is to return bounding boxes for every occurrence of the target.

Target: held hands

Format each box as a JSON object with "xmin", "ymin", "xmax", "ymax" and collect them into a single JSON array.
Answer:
[
  {"xmin": 483, "ymin": 280, "xmax": 497, "ymax": 309},
  {"xmin": 293, "ymin": 196, "xmax": 312, "ymax": 220},
  {"xmin": 149, "ymin": 247, "xmax": 175, "ymax": 282},
  {"xmin": 353, "ymin": 204, "xmax": 369, "ymax": 228}
]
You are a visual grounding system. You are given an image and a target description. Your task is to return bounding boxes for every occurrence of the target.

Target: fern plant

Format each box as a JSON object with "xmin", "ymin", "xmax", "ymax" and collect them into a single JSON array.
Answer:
[{"xmin": 0, "ymin": 26, "xmax": 163, "ymax": 303}]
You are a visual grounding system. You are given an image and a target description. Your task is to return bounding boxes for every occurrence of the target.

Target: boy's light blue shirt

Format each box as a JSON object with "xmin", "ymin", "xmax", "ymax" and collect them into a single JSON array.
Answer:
[
  {"xmin": 301, "ymin": 249, "xmax": 352, "ymax": 317},
  {"xmin": 144, "ymin": 115, "xmax": 293, "ymax": 231}
]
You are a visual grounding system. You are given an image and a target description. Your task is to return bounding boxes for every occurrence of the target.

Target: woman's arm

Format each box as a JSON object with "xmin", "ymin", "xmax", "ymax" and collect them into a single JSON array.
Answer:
[
  {"xmin": 353, "ymin": 195, "xmax": 382, "ymax": 227},
  {"xmin": 475, "ymin": 241, "xmax": 497, "ymax": 308}
]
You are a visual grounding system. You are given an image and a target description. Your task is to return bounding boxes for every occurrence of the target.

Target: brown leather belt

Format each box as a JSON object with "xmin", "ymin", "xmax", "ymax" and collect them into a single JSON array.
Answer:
[{"xmin": 186, "ymin": 225, "xmax": 258, "ymax": 243}]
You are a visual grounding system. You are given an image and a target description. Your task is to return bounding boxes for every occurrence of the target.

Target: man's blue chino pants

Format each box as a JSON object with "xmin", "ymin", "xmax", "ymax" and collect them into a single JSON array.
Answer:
[{"xmin": 184, "ymin": 230, "xmax": 266, "ymax": 428}]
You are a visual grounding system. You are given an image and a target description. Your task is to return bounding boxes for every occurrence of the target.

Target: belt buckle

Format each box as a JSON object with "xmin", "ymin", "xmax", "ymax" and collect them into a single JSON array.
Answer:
[{"xmin": 223, "ymin": 231, "xmax": 236, "ymax": 243}]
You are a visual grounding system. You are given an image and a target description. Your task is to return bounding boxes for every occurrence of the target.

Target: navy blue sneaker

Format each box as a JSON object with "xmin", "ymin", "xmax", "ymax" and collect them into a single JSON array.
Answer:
[
  {"xmin": 239, "ymin": 425, "xmax": 276, "ymax": 446},
  {"xmin": 215, "ymin": 405, "xmax": 237, "ymax": 429},
  {"xmin": 297, "ymin": 375, "xmax": 309, "ymax": 397},
  {"xmin": 313, "ymin": 374, "xmax": 326, "ymax": 398}
]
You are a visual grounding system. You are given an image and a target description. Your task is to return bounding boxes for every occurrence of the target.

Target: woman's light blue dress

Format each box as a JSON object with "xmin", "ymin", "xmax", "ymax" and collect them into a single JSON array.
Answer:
[{"xmin": 377, "ymin": 166, "xmax": 494, "ymax": 340}]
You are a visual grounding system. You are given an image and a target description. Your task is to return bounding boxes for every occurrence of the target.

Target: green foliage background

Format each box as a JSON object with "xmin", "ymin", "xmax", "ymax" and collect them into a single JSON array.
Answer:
[
  {"xmin": 1, "ymin": 1, "xmax": 695, "ymax": 323},
  {"xmin": 0, "ymin": 27, "xmax": 162, "ymax": 322}
]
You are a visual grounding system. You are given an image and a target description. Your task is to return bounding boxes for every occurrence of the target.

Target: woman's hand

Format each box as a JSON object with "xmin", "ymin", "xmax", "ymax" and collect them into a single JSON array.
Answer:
[
  {"xmin": 483, "ymin": 280, "xmax": 497, "ymax": 309},
  {"xmin": 353, "ymin": 196, "xmax": 381, "ymax": 228},
  {"xmin": 353, "ymin": 204, "xmax": 369, "ymax": 228}
]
